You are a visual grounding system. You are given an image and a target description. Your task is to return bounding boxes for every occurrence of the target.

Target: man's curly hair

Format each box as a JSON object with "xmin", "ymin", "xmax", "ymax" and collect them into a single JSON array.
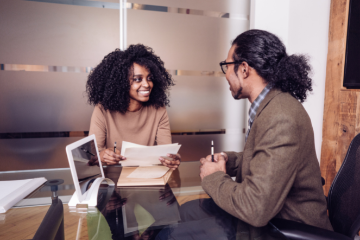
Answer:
[
  {"xmin": 232, "ymin": 29, "xmax": 312, "ymax": 102},
  {"xmin": 86, "ymin": 44, "xmax": 174, "ymax": 113}
]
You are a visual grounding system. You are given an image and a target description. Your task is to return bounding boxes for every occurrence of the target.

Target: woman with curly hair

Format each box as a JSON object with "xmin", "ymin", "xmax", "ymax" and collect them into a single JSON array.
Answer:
[{"xmin": 86, "ymin": 44, "xmax": 180, "ymax": 169}]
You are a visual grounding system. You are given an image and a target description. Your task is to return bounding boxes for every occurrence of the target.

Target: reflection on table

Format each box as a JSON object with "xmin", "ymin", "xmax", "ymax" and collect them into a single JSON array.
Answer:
[{"xmin": 0, "ymin": 162, "xmax": 288, "ymax": 240}]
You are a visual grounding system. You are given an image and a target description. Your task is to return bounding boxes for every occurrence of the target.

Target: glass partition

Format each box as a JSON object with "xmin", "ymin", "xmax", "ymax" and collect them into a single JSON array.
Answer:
[
  {"xmin": 126, "ymin": 0, "xmax": 250, "ymax": 160},
  {"xmin": 0, "ymin": 0, "xmax": 249, "ymax": 171},
  {"xmin": 0, "ymin": 0, "xmax": 119, "ymax": 171}
]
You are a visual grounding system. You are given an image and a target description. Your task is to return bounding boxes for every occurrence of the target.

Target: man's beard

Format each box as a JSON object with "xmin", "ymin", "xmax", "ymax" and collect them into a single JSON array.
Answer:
[{"xmin": 233, "ymin": 87, "xmax": 243, "ymax": 99}]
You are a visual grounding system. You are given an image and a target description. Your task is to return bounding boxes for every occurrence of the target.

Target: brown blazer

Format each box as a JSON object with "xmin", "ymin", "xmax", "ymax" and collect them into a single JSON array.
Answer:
[{"xmin": 202, "ymin": 89, "xmax": 333, "ymax": 230}]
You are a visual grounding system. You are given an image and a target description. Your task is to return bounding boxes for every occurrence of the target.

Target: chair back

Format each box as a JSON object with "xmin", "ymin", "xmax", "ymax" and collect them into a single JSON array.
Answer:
[{"xmin": 328, "ymin": 133, "xmax": 360, "ymax": 238}]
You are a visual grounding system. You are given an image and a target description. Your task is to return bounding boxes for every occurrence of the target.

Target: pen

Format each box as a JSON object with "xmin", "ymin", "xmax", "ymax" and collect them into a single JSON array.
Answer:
[
  {"xmin": 81, "ymin": 147, "xmax": 95, "ymax": 156},
  {"xmin": 211, "ymin": 140, "xmax": 214, "ymax": 162},
  {"xmin": 114, "ymin": 141, "xmax": 117, "ymax": 153}
]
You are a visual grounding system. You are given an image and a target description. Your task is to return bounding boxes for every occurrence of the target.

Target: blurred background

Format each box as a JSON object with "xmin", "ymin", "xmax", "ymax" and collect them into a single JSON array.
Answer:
[
  {"xmin": 0, "ymin": 0, "xmax": 331, "ymax": 171},
  {"xmin": 0, "ymin": 0, "xmax": 249, "ymax": 171}
]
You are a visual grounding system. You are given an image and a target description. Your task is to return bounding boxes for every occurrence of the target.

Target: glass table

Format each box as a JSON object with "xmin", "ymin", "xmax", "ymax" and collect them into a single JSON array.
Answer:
[{"xmin": 0, "ymin": 162, "xmax": 288, "ymax": 240}]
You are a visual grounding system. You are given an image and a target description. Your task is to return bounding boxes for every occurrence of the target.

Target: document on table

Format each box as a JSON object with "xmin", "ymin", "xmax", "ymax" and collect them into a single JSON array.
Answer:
[
  {"xmin": 118, "ymin": 167, "xmax": 174, "ymax": 186},
  {"xmin": 120, "ymin": 141, "xmax": 181, "ymax": 167},
  {"xmin": 0, "ymin": 177, "xmax": 47, "ymax": 213},
  {"xmin": 126, "ymin": 166, "xmax": 169, "ymax": 179}
]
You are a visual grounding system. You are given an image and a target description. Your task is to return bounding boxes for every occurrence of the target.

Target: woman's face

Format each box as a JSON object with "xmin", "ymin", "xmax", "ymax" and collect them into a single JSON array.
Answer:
[{"xmin": 129, "ymin": 63, "xmax": 154, "ymax": 105}]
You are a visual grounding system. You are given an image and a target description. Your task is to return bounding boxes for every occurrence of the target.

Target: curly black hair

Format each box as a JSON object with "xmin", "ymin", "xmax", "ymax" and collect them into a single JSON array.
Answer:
[
  {"xmin": 232, "ymin": 29, "xmax": 312, "ymax": 102},
  {"xmin": 86, "ymin": 44, "xmax": 174, "ymax": 113}
]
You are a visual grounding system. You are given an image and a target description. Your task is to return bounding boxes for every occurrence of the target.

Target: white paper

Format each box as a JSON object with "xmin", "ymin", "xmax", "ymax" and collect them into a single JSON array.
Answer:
[
  {"xmin": 0, "ymin": 177, "xmax": 47, "ymax": 213},
  {"xmin": 121, "ymin": 141, "xmax": 147, "ymax": 156},
  {"xmin": 126, "ymin": 166, "xmax": 169, "ymax": 179},
  {"xmin": 121, "ymin": 141, "xmax": 181, "ymax": 167},
  {"xmin": 0, "ymin": 179, "xmax": 31, "ymax": 202}
]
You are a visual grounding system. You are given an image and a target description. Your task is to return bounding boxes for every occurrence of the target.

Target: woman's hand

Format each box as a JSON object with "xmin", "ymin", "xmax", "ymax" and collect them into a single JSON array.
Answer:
[
  {"xmin": 159, "ymin": 153, "xmax": 181, "ymax": 170},
  {"xmin": 87, "ymin": 155, "xmax": 100, "ymax": 166},
  {"xmin": 99, "ymin": 148, "xmax": 126, "ymax": 165},
  {"xmin": 159, "ymin": 184, "xmax": 177, "ymax": 206}
]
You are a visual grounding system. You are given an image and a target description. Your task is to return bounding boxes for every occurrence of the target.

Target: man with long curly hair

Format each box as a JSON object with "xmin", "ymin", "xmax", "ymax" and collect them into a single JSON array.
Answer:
[
  {"xmin": 86, "ymin": 44, "xmax": 180, "ymax": 169},
  {"xmin": 197, "ymin": 30, "xmax": 333, "ymax": 236}
]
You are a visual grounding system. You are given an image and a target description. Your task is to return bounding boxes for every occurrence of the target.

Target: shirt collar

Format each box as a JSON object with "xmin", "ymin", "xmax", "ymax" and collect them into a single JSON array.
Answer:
[{"xmin": 248, "ymin": 84, "xmax": 272, "ymax": 126}]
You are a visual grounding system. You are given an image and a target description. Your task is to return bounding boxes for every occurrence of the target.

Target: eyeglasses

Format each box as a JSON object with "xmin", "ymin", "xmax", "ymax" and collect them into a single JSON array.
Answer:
[{"xmin": 219, "ymin": 61, "xmax": 243, "ymax": 74}]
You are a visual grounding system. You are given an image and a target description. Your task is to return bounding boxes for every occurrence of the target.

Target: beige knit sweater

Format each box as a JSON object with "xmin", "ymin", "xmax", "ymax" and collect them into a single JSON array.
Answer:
[{"xmin": 89, "ymin": 105, "xmax": 172, "ymax": 152}]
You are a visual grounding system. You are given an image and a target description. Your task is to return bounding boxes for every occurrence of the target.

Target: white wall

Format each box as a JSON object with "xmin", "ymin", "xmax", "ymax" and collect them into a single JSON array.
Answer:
[
  {"xmin": 250, "ymin": 0, "xmax": 331, "ymax": 161},
  {"xmin": 288, "ymin": 0, "xmax": 330, "ymax": 162},
  {"xmin": 250, "ymin": 0, "xmax": 290, "ymax": 45}
]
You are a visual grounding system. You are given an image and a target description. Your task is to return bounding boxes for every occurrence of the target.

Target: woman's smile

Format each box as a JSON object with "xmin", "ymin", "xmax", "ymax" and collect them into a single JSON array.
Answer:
[{"xmin": 138, "ymin": 89, "xmax": 151, "ymax": 97}]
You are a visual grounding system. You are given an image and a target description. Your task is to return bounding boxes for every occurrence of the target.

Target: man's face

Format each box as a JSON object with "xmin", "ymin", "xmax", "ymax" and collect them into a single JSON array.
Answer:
[{"xmin": 225, "ymin": 45, "xmax": 245, "ymax": 99}]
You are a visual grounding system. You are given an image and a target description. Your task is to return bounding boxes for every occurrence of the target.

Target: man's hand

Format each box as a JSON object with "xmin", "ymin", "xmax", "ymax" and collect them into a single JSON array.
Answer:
[
  {"xmin": 99, "ymin": 148, "xmax": 126, "ymax": 165},
  {"xmin": 200, "ymin": 152, "xmax": 227, "ymax": 180},
  {"xmin": 159, "ymin": 153, "xmax": 181, "ymax": 170},
  {"xmin": 204, "ymin": 152, "xmax": 228, "ymax": 163}
]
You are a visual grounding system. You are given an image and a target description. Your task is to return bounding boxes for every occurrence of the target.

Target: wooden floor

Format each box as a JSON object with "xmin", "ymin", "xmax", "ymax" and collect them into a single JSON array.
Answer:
[{"xmin": 0, "ymin": 193, "xmax": 209, "ymax": 240}]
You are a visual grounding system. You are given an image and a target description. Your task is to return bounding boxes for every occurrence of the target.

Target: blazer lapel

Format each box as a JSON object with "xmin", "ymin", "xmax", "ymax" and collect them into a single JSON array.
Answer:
[
  {"xmin": 243, "ymin": 88, "xmax": 282, "ymax": 151},
  {"xmin": 255, "ymin": 88, "xmax": 282, "ymax": 119}
]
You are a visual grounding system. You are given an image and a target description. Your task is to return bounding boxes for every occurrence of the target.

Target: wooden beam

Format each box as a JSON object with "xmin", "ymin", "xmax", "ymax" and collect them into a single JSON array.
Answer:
[{"xmin": 320, "ymin": 0, "xmax": 356, "ymax": 195}]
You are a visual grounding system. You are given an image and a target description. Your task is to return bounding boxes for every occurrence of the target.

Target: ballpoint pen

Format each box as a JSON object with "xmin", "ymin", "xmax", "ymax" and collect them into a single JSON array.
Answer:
[
  {"xmin": 211, "ymin": 141, "xmax": 214, "ymax": 162},
  {"xmin": 114, "ymin": 141, "xmax": 117, "ymax": 153}
]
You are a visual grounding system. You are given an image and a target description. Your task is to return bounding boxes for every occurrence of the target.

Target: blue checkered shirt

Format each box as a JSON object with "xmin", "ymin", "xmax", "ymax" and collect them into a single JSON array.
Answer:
[{"xmin": 245, "ymin": 84, "xmax": 272, "ymax": 142}]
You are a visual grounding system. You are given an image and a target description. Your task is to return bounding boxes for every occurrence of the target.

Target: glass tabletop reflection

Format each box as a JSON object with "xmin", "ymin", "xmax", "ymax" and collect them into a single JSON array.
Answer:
[{"xmin": 0, "ymin": 162, "xmax": 288, "ymax": 240}]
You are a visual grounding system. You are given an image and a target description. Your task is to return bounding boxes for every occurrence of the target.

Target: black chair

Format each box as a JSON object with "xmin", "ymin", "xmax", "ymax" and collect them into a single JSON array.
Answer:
[{"xmin": 270, "ymin": 133, "xmax": 360, "ymax": 240}]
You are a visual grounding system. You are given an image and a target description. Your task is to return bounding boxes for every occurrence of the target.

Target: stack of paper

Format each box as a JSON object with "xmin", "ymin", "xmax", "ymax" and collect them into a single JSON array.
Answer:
[
  {"xmin": 120, "ymin": 141, "xmax": 181, "ymax": 167},
  {"xmin": 117, "ymin": 141, "xmax": 181, "ymax": 186},
  {"xmin": 0, "ymin": 177, "xmax": 47, "ymax": 213},
  {"xmin": 118, "ymin": 166, "xmax": 174, "ymax": 186}
]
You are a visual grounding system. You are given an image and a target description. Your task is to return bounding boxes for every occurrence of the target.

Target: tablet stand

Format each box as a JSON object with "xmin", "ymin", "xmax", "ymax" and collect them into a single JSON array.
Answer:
[{"xmin": 68, "ymin": 177, "xmax": 115, "ymax": 207}]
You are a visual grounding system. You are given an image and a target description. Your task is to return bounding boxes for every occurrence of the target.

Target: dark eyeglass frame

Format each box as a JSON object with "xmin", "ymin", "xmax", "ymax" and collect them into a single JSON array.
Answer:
[{"xmin": 219, "ymin": 61, "xmax": 243, "ymax": 74}]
